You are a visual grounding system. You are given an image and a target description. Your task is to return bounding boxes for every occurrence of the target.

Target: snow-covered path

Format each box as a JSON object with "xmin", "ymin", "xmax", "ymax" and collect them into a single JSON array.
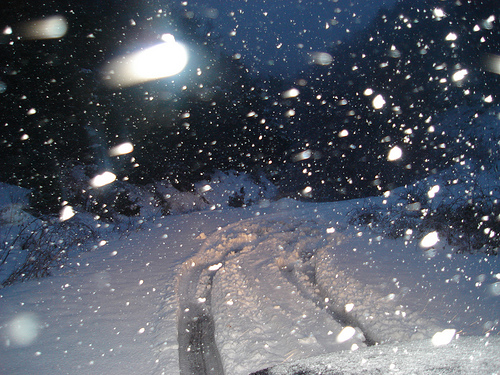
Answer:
[
  {"xmin": 0, "ymin": 207, "xmax": 256, "ymax": 374},
  {"xmin": 1, "ymin": 199, "xmax": 499, "ymax": 374},
  {"xmin": 179, "ymin": 211, "xmax": 442, "ymax": 374}
]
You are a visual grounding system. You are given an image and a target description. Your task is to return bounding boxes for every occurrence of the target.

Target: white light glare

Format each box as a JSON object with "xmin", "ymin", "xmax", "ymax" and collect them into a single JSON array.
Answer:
[
  {"xmin": 109, "ymin": 142, "xmax": 134, "ymax": 157},
  {"xmin": 199, "ymin": 184, "xmax": 212, "ymax": 193},
  {"xmin": 105, "ymin": 34, "xmax": 188, "ymax": 87},
  {"xmin": 445, "ymin": 32, "xmax": 457, "ymax": 41},
  {"xmin": 300, "ymin": 186, "xmax": 313, "ymax": 197},
  {"xmin": 60, "ymin": 205, "xmax": 75, "ymax": 221},
  {"xmin": 452, "ymin": 69, "xmax": 468, "ymax": 82},
  {"xmin": 336, "ymin": 326, "xmax": 356, "ymax": 343},
  {"xmin": 292, "ymin": 149, "xmax": 313, "ymax": 162},
  {"xmin": 310, "ymin": 52, "xmax": 333, "ymax": 66},
  {"xmin": 7, "ymin": 313, "xmax": 40, "ymax": 347},
  {"xmin": 208, "ymin": 263, "xmax": 223, "ymax": 271},
  {"xmin": 420, "ymin": 231, "xmax": 439, "ymax": 248},
  {"xmin": 427, "ymin": 185, "xmax": 440, "ymax": 198},
  {"xmin": 387, "ymin": 146, "xmax": 402, "ymax": 161},
  {"xmin": 20, "ymin": 16, "xmax": 68, "ymax": 40},
  {"xmin": 489, "ymin": 282, "xmax": 500, "ymax": 296},
  {"xmin": 282, "ymin": 88, "xmax": 300, "ymax": 98},
  {"xmin": 433, "ymin": 8, "xmax": 446, "ymax": 19},
  {"xmin": 90, "ymin": 171, "xmax": 117, "ymax": 188},
  {"xmin": 338, "ymin": 129, "xmax": 349, "ymax": 137},
  {"xmin": 372, "ymin": 94, "xmax": 386, "ymax": 109},
  {"xmin": 484, "ymin": 54, "xmax": 500, "ymax": 75},
  {"xmin": 432, "ymin": 329, "xmax": 456, "ymax": 346}
]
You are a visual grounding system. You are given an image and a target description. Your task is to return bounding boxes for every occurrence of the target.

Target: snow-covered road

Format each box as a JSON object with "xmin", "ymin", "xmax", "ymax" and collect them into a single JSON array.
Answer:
[
  {"xmin": 178, "ymin": 211, "xmax": 444, "ymax": 374},
  {"xmin": 1, "ymin": 199, "xmax": 499, "ymax": 374}
]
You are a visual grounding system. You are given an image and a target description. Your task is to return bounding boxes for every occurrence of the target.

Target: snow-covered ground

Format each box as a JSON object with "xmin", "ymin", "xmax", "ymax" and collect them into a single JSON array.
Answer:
[
  {"xmin": 1, "ymin": 106, "xmax": 500, "ymax": 374},
  {"xmin": 1, "ymin": 190, "xmax": 499, "ymax": 374}
]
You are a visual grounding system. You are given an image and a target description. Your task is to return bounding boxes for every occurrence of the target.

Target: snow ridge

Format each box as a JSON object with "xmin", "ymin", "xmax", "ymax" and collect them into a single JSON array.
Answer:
[
  {"xmin": 251, "ymin": 336, "xmax": 500, "ymax": 375},
  {"xmin": 314, "ymin": 246, "xmax": 443, "ymax": 344}
]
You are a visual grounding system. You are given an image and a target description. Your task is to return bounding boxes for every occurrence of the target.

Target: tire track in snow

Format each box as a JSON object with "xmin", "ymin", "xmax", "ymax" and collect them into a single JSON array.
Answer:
[
  {"xmin": 278, "ymin": 262, "xmax": 377, "ymax": 346},
  {"xmin": 177, "ymin": 258, "xmax": 225, "ymax": 374},
  {"xmin": 178, "ymin": 284, "xmax": 223, "ymax": 374},
  {"xmin": 177, "ymin": 215, "xmax": 387, "ymax": 374},
  {"xmin": 210, "ymin": 218, "xmax": 369, "ymax": 374},
  {"xmin": 175, "ymin": 211, "xmax": 446, "ymax": 374},
  {"xmin": 176, "ymin": 220, "xmax": 261, "ymax": 375}
]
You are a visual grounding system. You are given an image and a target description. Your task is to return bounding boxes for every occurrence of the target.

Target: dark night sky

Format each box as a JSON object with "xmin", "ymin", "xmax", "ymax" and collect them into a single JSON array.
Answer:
[{"xmin": 187, "ymin": 0, "xmax": 399, "ymax": 77}]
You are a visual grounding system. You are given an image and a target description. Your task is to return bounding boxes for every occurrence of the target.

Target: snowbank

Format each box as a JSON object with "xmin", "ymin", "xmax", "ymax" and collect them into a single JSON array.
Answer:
[{"xmin": 254, "ymin": 335, "xmax": 500, "ymax": 374}]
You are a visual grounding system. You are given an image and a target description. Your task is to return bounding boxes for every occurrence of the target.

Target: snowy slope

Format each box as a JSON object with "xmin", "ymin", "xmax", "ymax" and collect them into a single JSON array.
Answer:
[
  {"xmin": 253, "ymin": 335, "xmax": 500, "ymax": 374},
  {"xmin": 177, "ymin": 199, "xmax": 499, "ymax": 374},
  {"xmin": 1, "ymin": 194, "xmax": 498, "ymax": 375},
  {"xmin": 0, "ymin": 206, "xmax": 256, "ymax": 374},
  {"xmin": 2, "ymin": 102, "xmax": 500, "ymax": 375}
]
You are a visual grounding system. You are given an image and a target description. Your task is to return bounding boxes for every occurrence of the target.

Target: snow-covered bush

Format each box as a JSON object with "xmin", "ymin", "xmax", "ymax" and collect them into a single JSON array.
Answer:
[
  {"xmin": 420, "ymin": 193, "xmax": 500, "ymax": 255},
  {"xmin": 59, "ymin": 162, "xmax": 143, "ymax": 221},
  {"xmin": 348, "ymin": 103, "xmax": 500, "ymax": 256},
  {"xmin": 1, "ymin": 217, "xmax": 98, "ymax": 287},
  {"xmin": 0, "ymin": 183, "xmax": 33, "ymax": 225},
  {"xmin": 0, "ymin": 203, "xmax": 33, "ymax": 225},
  {"xmin": 195, "ymin": 170, "xmax": 278, "ymax": 209},
  {"xmin": 348, "ymin": 183, "xmax": 500, "ymax": 256},
  {"xmin": 0, "ymin": 180, "xmax": 105, "ymax": 286},
  {"xmin": 149, "ymin": 180, "xmax": 209, "ymax": 215}
]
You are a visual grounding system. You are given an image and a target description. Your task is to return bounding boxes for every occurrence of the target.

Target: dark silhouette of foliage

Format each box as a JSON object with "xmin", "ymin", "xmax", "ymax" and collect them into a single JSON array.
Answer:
[
  {"xmin": 277, "ymin": 0, "xmax": 500, "ymax": 201},
  {"xmin": 0, "ymin": 0, "xmax": 290, "ymax": 214}
]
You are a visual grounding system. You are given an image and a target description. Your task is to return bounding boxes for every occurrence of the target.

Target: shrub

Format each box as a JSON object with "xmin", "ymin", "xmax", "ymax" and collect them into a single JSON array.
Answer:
[
  {"xmin": 348, "ymin": 188, "xmax": 500, "ymax": 256},
  {"xmin": 1, "ymin": 218, "xmax": 98, "ymax": 287},
  {"xmin": 228, "ymin": 187, "xmax": 246, "ymax": 208},
  {"xmin": 421, "ymin": 195, "xmax": 500, "ymax": 255}
]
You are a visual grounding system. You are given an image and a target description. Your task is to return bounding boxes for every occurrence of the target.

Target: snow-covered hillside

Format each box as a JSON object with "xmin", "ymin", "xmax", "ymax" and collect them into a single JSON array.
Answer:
[
  {"xmin": 1, "ymin": 0, "xmax": 499, "ymax": 372},
  {"xmin": 1, "ymin": 106, "xmax": 500, "ymax": 374},
  {"xmin": 0, "ymin": 103, "xmax": 500, "ymax": 375},
  {"xmin": 1, "ymin": 174, "xmax": 499, "ymax": 374}
]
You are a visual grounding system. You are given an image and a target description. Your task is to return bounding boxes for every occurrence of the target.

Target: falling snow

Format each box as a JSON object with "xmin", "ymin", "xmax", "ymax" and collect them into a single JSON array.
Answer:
[{"xmin": 0, "ymin": 0, "xmax": 499, "ymax": 374}]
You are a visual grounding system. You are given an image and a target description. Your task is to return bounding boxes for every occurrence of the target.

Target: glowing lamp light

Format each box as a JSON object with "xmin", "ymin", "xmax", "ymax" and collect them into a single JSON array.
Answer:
[{"xmin": 105, "ymin": 34, "xmax": 188, "ymax": 87}]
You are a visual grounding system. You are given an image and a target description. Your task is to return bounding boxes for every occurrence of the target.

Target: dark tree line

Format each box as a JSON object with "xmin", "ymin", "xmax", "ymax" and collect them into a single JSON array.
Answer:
[
  {"xmin": 0, "ymin": 0, "xmax": 498, "ymax": 216},
  {"xmin": 0, "ymin": 0, "xmax": 289, "ymax": 215},
  {"xmin": 276, "ymin": 0, "xmax": 500, "ymax": 201}
]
